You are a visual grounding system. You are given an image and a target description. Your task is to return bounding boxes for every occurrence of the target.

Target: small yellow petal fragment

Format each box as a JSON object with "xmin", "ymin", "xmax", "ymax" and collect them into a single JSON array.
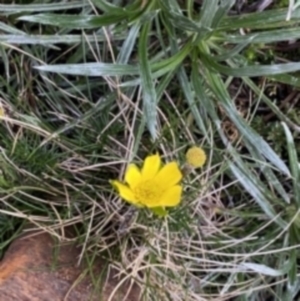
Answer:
[
  {"xmin": 159, "ymin": 185, "xmax": 182, "ymax": 207},
  {"xmin": 110, "ymin": 180, "xmax": 137, "ymax": 204},
  {"xmin": 155, "ymin": 162, "xmax": 182, "ymax": 189},
  {"xmin": 141, "ymin": 154, "xmax": 161, "ymax": 180},
  {"xmin": 186, "ymin": 146, "xmax": 206, "ymax": 168},
  {"xmin": 125, "ymin": 164, "xmax": 142, "ymax": 189}
]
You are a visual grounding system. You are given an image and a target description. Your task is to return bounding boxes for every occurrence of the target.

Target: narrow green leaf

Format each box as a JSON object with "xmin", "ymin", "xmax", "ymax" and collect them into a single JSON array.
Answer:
[
  {"xmin": 281, "ymin": 276, "xmax": 300, "ymax": 301},
  {"xmin": 238, "ymin": 262, "xmax": 285, "ymax": 276},
  {"xmin": 229, "ymin": 162, "xmax": 287, "ymax": 229},
  {"xmin": 193, "ymin": 67, "xmax": 289, "ymax": 203},
  {"xmin": 177, "ymin": 66, "xmax": 207, "ymax": 138},
  {"xmin": 117, "ymin": 23, "xmax": 141, "ymax": 64},
  {"xmin": 158, "ymin": 0, "xmax": 210, "ymax": 34},
  {"xmin": 192, "ymin": 65, "xmax": 219, "ymax": 121},
  {"xmin": 268, "ymin": 74, "xmax": 300, "ymax": 89},
  {"xmin": 0, "ymin": 45, "xmax": 9, "ymax": 79},
  {"xmin": 156, "ymin": 70, "xmax": 176, "ymax": 101},
  {"xmin": 242, "ymin": 77, "xmax": 300, "ymax": 133},
  {"xmin": 204, "ymin": 69, "xmax": 290, "ymax": 175},
  {"xmin": 0, "ymin": 1, "xmax": 88, "ymax": 12},
  {"xmin": 0, "ymin": 21, "xmax": 25, "ymax": 34},
  {"xmin": 91, "ymin": 0, "xmax": 126, "ymax": 13},
  {"xmin": 18, "ymin": 13, "xmax": 127, "ymax": 29},
  {"xmin": 230, "ymin": 140, "xmax": 288, "ymax": 206},
  {"xmin": 0, "ymin": 33, "xmax": 139, "ymax": 45},
  {"xmin": 198, "ymin": 0, "xmax": 219, "ymax": 28},
  {"xmin": 213, "ymin": 39, "xmax": 255, "ymax": 61},
  {"xmin": 121, "ymin": 38, "xmax": 192, "ymax": 87},
  {"xmin": 223, "ymin": 28, "xmax": 300, "ymax": 44},
  {"xmin": 91, "ymin": 0, "xmax": 142, "ymax": 17},
  {"xmin": 288, "ymin": 247, "xmax": 297, "ymax": 286},
  {"xmin": 221, "ymin": 101, "xmax": 290, "ymax": 175},
  {"xmin": 157, "ymin": 0, "xmax": 181, "ymax": 14},
  {"xmin": 162, "ymin": 31, "xmax": 208, "ymax": 137},
  {"xmin": 35, "ymin": 63, "xmax": 139, "ymax": 76},
  {"xmin": 202, "ymin": 53, "xmax": 300, "ymax": 77},
  {"xmin": 261, "ymin": 166, "xmax": 290, "ymax": 204},
  {"xmin": 151, "ymin": 41, "xmax": 192, "ymax": 72},
  {"xmin": 219, "ymin": 8, "xmax": 300, "ymax": 30},
  {"xmin": 35, "ymin": 39, "xmax": 191, "ymax": 79},
  {"xmin": 0, "ymin": 34, "xmax": 98, "ymax": 45},
  {"xmin": 282, "ymin": 122, "xmax": 300, "ymax": 207},
  {"xmin": 211, "ymin": 0, "xmax": 235, "ymax": 28},
  {"xmin": 139, "ymin": 22, "xmax": 157, "ymax": 140}
]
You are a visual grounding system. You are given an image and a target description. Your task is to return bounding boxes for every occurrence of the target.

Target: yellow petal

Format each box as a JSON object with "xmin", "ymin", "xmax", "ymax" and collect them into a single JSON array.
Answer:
[
  {"xmin": 159, "ymin": 185, "xmax": 182, "ymax": 207},
  {"xmin": 155, "ymin": 162, "xmax": 182, "ymax": 189},
  {"xmin": 125, "ymin": 164, "xmax": 142, "ymax": 189},
  {"xmin": 142, "ymin": 199, "xmax": 161, "ymax": 208},
  {"xmin": 110, "ymin": 180, "xmax": 137, "ymax": 204},
  {"xmin": 141, "ymin": 154, "xmax": 161, "ymax": 181}
]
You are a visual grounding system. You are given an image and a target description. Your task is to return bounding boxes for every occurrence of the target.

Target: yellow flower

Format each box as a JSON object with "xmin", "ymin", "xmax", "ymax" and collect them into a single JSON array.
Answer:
[
  {"xmin": 111, "ymin": 154, "xmax": 183, "ymax": 208},
  {"xmin": 185, "ymin": 146, "xmax": 206, "ymax": 168}
]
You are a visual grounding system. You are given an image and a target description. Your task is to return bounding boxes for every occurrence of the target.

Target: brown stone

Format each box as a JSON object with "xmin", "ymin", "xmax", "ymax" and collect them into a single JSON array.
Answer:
[{"xmin": 0, "ymin": 228, "xmax": 140, "ymax": 301}]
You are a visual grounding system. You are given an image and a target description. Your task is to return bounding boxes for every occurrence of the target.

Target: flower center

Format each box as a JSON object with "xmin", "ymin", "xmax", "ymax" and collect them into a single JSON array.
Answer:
[{"xmin": 133, "ymin": 180, "xmax": 163, "ymax": 206}]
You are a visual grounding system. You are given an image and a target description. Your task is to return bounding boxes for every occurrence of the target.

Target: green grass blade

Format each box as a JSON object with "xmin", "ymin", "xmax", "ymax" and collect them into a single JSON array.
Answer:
[
  {"xmin": 0, "ymin": 1, "xmax": 88, "ymax": 12},
  {"xmin": 205, "ymin": 70, "xmax": 290, "ymax": 175},
  {"xmin": 0, "ymin": 33, "xmax": 133, "ymax": 45},
  {"xmin": 221, "ymin": 101, "xmax": 290, "ymax": 175},
  {"xmin": 269, "ymin": 74, "xmax": 300, "ymax": 89},
  {"xmin": 222, "ymin": 27, "xmax": 300, "ymax": 44},
  {"xmin": 18, "ymin": 13, "xmax": 127, "ymax": 29},
  {"xmin": 91, "ymin": 0, "xmax": 126, "ymax": 13},
  {"xmin": 158, "ymin": 1, "xmax": 209, "ymax": 34},
  {"xmin": 0, "ymin": 22, "xmax": 25, "ymax": 34},
  {"xmin": 177, "ymin": 66, "xmax": 208, "ymax": 139},
  {"xmin": 281, "ymin": 276, "xmax": 300, "ymax": 301},
  {"xmin": 211, "ymin": 0, "xmax": 235, "ymax": 28},
  {"xmin": 242, "ymin": 77, "xmax": 300, "ymax": 132},
  {"xmin": 229, "ymin": 162, "xmax": 287, "ymax": 229},
  {"xmin": 282, "ymin": 122, "xmax": 300, "ymax": 207},
  {"xmin": 219, "ymin": 8, "xmax": 300, "ymax": 30},
  {"xmin": 35, "ymin": 63, "xmax": 139, "ymax": 76},
  {"xmin": 202, "ymin": 53, "xmax": 300, "ymax": 77},
  {"xmin": 138, "ymin": 22, "xmax": 157, "ymax": 140},
  {"xmin": 117, "ymin": 23, "xmax": 141, "ymax": 64},
  {"xmin": 198, "ymin": 0, "xmax": 219, "ymax": 28},
  {"xmin": 238, "ymin": 262, "xmax": 285, "ymax": 276},
  {"xmin": 213, "ymin": 38, "xmax": 255, "ymax": 61}
]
